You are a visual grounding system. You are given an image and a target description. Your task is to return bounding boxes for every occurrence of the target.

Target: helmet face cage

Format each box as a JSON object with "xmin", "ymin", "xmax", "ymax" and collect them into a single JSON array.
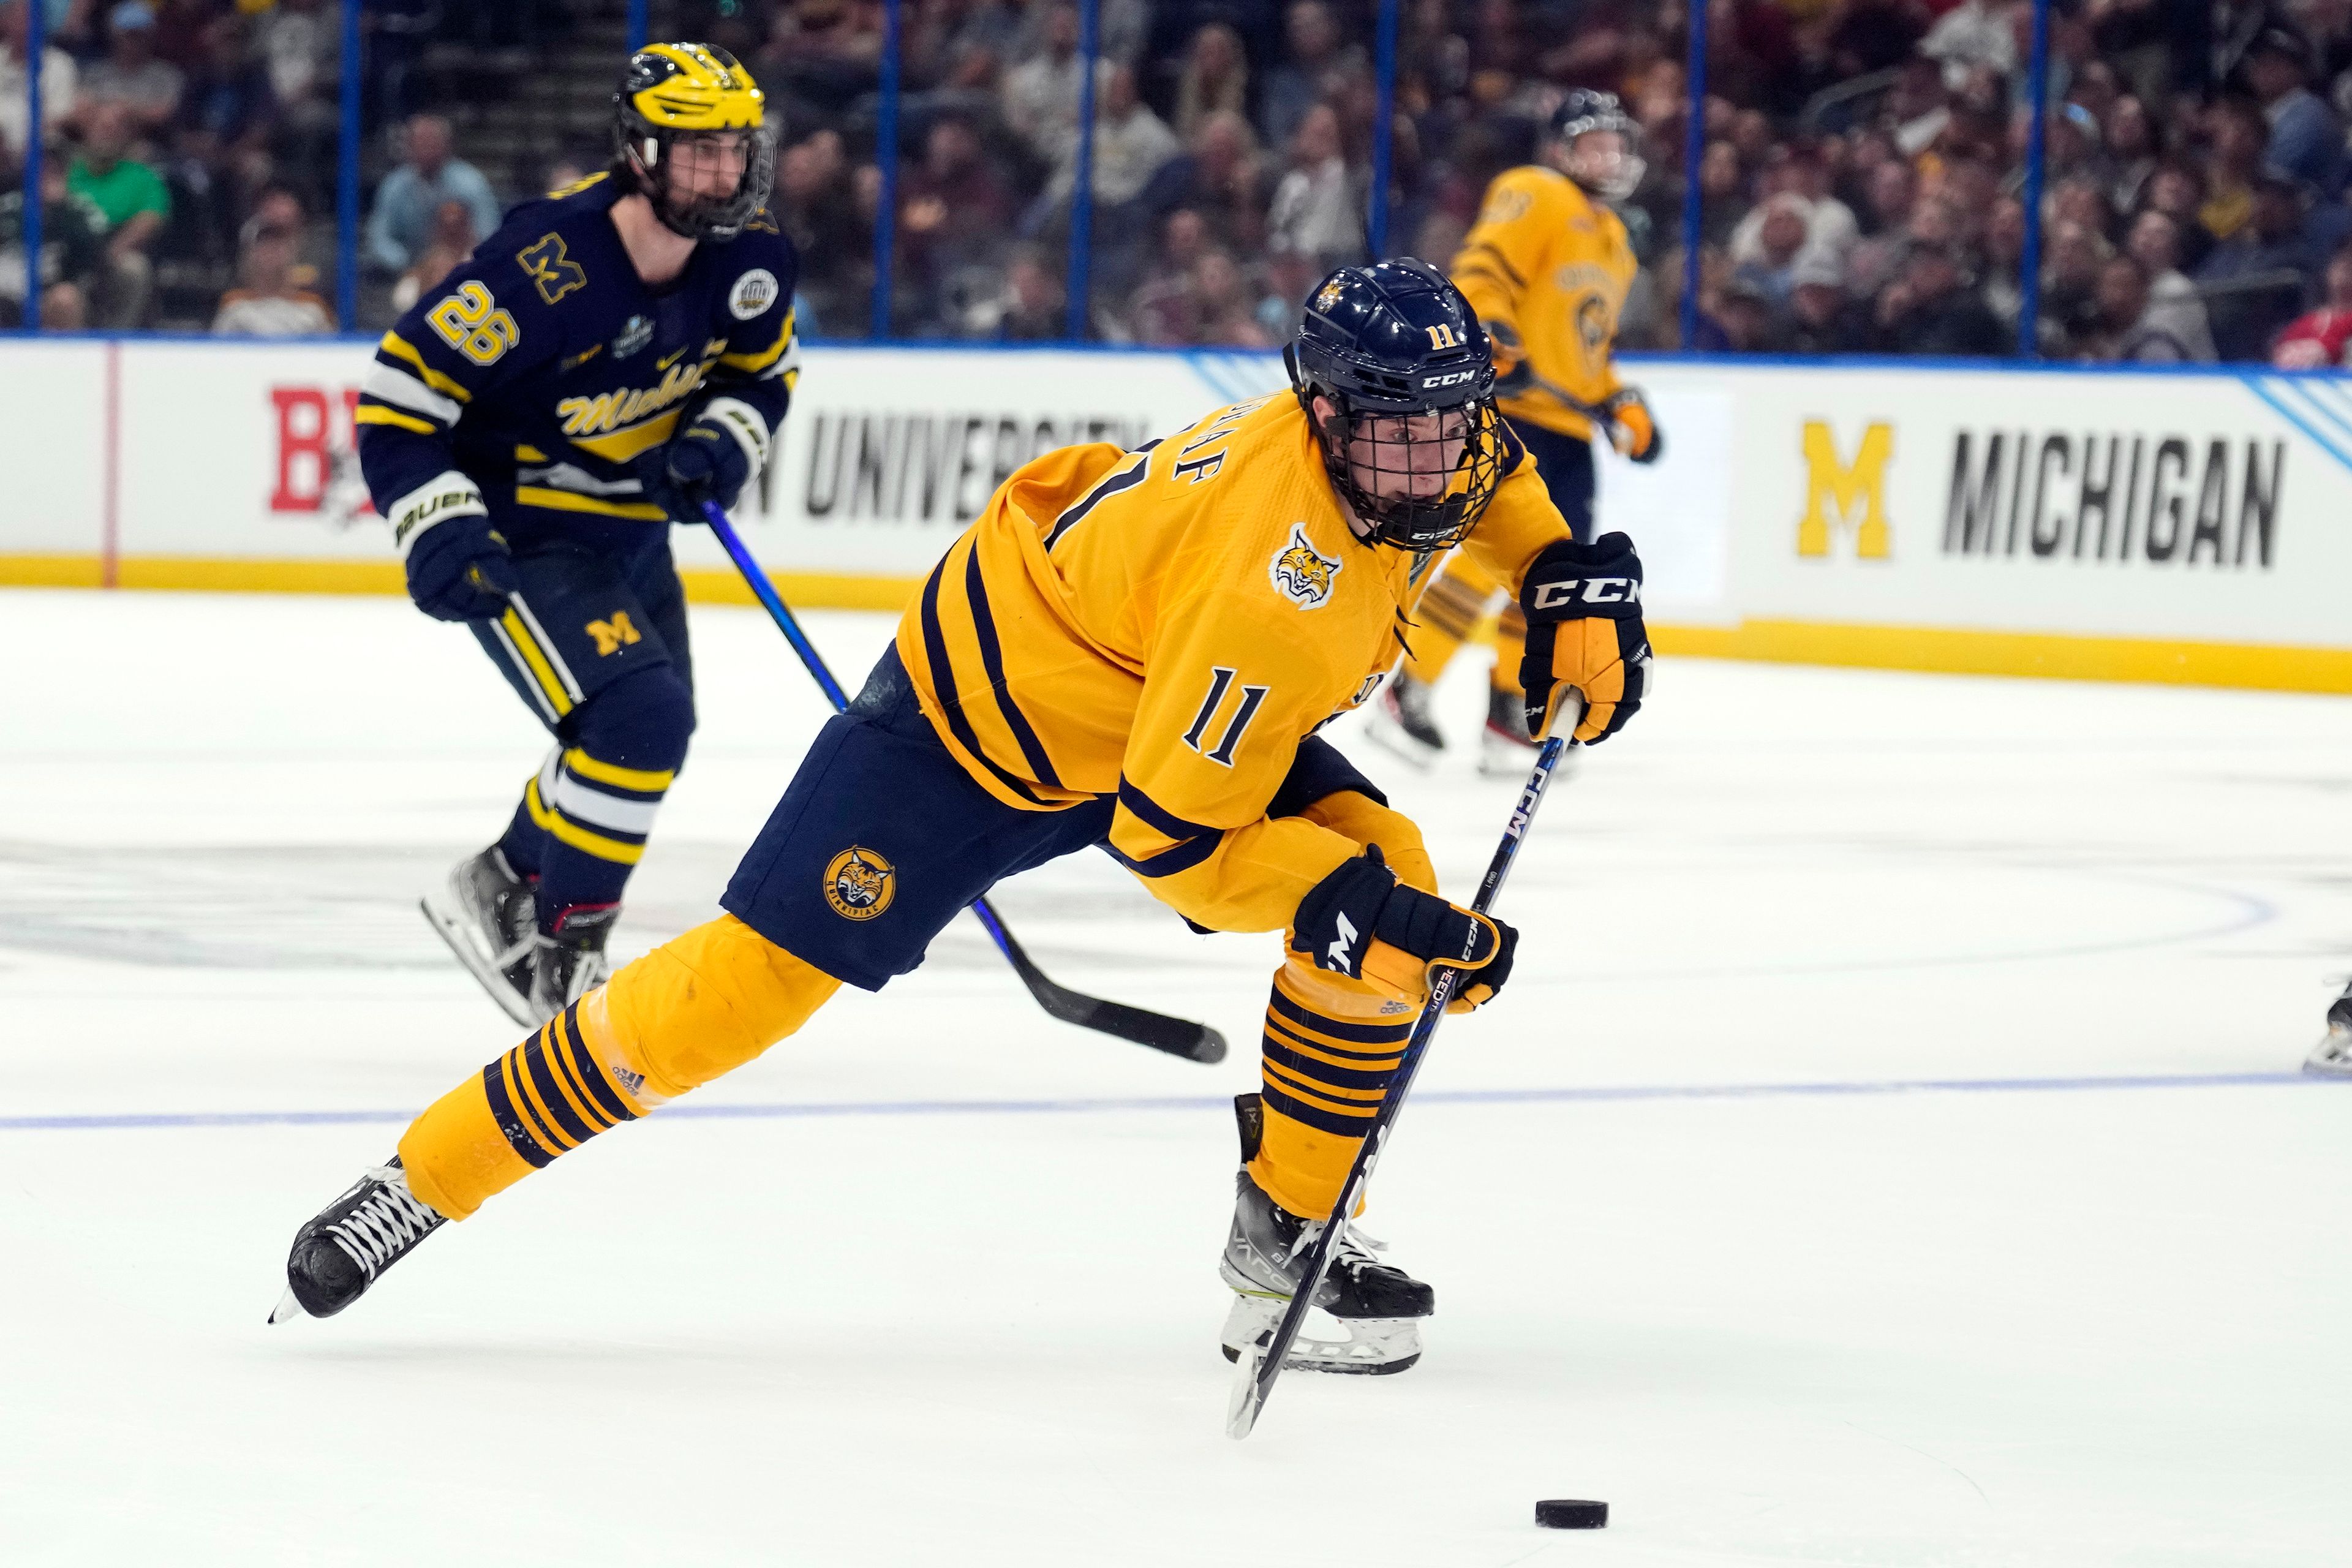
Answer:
[
  {"xmin": 612, "ymin": 43, "xmax": 775, "ymax": 243},
  {"xmin": 617, "ymin": 119, "xmax": 777, "ymax": 241},
  {"xmin": 1551, "ymin": 92, "xmax": 1646, "ymax": 203},
  {"xmin": 1286, "ymin": 259, "xmax": 1509, "ymax": 553},
  {"xmin": 1310, "ymin": 391, "xmax": 1508, "ymax": 552}
]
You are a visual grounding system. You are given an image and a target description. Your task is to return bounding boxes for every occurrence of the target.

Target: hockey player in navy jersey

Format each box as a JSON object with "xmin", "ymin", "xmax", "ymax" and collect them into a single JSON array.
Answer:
[{"xmin": 358, "ymin": 43, "xmax": 799, "ymax": 1024}]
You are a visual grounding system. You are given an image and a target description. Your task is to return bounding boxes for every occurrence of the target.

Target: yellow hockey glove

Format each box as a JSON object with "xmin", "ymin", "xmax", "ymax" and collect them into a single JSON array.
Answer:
[{"xmin": 1517, "ymin": 533, "xmax": 1651, "ymax": 744}]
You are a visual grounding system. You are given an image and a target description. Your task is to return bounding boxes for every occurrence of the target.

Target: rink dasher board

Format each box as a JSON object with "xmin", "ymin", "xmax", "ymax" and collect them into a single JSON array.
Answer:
[{"xmin": 6, "ymin": 341, "xmax": 2352, "ymax": 690}]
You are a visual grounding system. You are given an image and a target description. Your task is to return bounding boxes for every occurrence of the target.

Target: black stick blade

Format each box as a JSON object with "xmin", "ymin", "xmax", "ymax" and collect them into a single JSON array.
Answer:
[{"xmin": 995, "ymin": 922, "xmax": 1227, "ymax": 1064}]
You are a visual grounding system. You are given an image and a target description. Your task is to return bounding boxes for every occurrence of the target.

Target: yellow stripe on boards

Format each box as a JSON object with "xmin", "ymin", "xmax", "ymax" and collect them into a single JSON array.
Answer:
[
  {"xmin": 0, "ymin": 556, "xmax": 922, "ymax": 610},
  {"xmin": 1646, "ymin": 620, "xmax": 2352, "ymax": 693},
  {"xmin": 513, "ymin": 486, "xmax": 669, "ymax": 522},
  {"xmin": 21, "ymin": 560, "xmax": 2343, "ymax": 695},
  {"xmin": 563, "ymin": 748, "xmax": 676, "ymax": 793},
  {"xmin": 501, "ymin": 609, "xmax": 576, "ymax": 718},
  {"xmin": 352, "ymin": 403, "xmax": 440, "ymax": 435}
]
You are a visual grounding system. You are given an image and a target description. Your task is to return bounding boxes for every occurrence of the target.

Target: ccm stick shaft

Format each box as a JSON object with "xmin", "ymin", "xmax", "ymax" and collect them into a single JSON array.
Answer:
[
  {"xmin": 1227, "ymin": 733, "xmax": 1573, "ymax": 1436},
  {"xmin": 702, "ymin": 500, "xmax": 1226, "ymax": 1065}
]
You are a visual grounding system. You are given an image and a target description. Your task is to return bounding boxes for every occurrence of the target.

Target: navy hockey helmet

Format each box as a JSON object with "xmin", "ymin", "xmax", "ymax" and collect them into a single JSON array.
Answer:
[
  {"xmin": 1547, "ymin": 88, "xmax": 1644, "ymax": 202},
  {"xmin": 613, "ymin": 42, "xmax": 775, "ymax": 242},
  {"xmin": 1287, "ymin": 258, "xmax": 1507, "ymax": 552}
]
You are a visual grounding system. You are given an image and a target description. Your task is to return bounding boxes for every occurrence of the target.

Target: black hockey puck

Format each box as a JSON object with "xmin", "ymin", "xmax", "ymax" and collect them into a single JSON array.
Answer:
[{"xmin": 1535, "ymin": 1499, "xmax": 1608, "ymax": 1529}]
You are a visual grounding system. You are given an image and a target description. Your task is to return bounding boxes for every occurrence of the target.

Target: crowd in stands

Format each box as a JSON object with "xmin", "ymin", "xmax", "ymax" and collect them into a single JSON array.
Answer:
[{"xmin": 13, "ymin": 0, "xmax": 2352, "ymax": 368}]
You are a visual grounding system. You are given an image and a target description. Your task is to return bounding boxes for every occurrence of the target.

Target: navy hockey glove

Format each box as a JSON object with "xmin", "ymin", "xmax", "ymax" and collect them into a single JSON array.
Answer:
[
  {"xmin": 1291, "ymin": 846, "xmax": 1518, "ymax": 1013},
  {"xmin": 391, "ymin": 473, "xmax": 514, "ymax": 622},
  {"xmin": 1517, "ymin": 532, "xmax": 1651, "ymax": 744},
  {"xmin": 635, "ymin": 397, "xmax": 769, "ymax": 523}
]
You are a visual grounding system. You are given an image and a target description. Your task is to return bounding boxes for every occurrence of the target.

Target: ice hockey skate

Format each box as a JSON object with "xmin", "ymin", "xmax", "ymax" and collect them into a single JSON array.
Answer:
[
  {"xmin": 270, "ymin": 1158, "xmax": 447, "ymax": 1323},
  {"xmin": 1219, "ymin": 1165, "xmax": 1434, "ymax": 1374},
  {"xmin": 1478, "ymin": 685, "xmax": 1539, "ymax": 776},
  {"xmin": 528, "ymin": 903, "xmax": 618, "ymax": 1020},
  {"xmin": 420, "ymin": 846, "xmax": 540, "ymax": 1026},
  {"xmin": 2308, "ymin": 989, "xmax": 2352, "ymax": 1077},
  {"xmin": 1363, "ymin": 673, "xmax": 1445, "ymax": 770}
]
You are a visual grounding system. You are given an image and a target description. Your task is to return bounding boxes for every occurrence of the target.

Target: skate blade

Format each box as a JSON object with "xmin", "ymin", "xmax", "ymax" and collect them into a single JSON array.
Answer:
[
  {"xmin": 1220, "ymin": 1294, "xmax": 1423, "ymax": 1376},
  {"xmin": 1224, "ymin": 1344, "xmax": 1265, "ymax": 1439},
  {"xmin": 2306, "ymin": 1025, "xmax": 2352, "ymax": 1078},
  {"xmin": 268, "ymin": 1284, "xmax": 306, "ymax": 1325},
  {"xmin": 419, "ymin": 895, "xmax": 541, "ymax": 1027}
]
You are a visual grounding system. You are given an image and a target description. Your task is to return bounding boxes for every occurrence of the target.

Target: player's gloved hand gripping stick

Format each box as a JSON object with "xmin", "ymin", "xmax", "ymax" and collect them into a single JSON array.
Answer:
[
  {"xmin": 1227, "ymin": 728, "xmax": 1576, "ymax": 1438},
  {"xmin": 700, "ymin": 499, "xmax": 1227, "ymax": 1065}
]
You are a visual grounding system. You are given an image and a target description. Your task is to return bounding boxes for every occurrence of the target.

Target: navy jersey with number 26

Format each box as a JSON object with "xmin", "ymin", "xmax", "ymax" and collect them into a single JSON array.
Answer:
[{"xmin": 356, "ymin": 170, "xmax": 802, "ymax": 555}]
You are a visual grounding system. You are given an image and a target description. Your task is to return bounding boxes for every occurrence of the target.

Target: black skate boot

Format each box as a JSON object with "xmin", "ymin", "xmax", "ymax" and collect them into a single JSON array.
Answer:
[
  {"xmin": 527, "ymin": 903, "xmax": 618, "ymax": 1022},
  {"xmin": 420, "ymin": 846, "xmax": 539, "ymax": 1025},
  {"xmin": 1365, "ymin": 673, "xmax": 1445, "ymax": 770},
  {"xmin": 2309, "ymin": 984, "xmax": 2352, "ymax": 1077},
  {"xmin": 1478, "ymin": 684, "xmax": 1539, "ymax": 776},
  {"xmin": 1218, "ymin": 1094, "xmax": 1433, "ymax": 1374},
  {"xmin": 270, "ymin": 1156, "xmax": 447, "ymax": 1322}
]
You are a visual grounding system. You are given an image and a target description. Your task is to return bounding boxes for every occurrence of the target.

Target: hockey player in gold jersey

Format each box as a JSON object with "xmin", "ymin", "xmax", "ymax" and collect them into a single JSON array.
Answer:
[
  {"xmin": 271, "ymin": 260, "xmax": 1653, "ymax": 1378},
  {"xmin": 1370, "ymin": 90, "xmax": 1664, "ymax": 777}
]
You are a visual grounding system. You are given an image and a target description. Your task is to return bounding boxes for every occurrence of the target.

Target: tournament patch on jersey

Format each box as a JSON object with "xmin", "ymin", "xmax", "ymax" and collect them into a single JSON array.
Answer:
[
  {"xmin": 1269, "ymin": 524, "xmax": 1341, "ymax": 609},
  {"xmin": 728, "ymin": 269, "xmax": 780, "ymax": 321},
  {"xmin": 611, "ymin": 314, "xmax": 654, "ymax": 358},
  {"xmin": 823, "ymin": 846, "xmax": 895, "ymax": 921}
]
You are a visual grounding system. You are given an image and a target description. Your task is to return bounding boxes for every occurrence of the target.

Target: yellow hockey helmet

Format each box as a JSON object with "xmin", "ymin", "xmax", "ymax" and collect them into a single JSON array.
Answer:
[{"xmin": 612, "ymin": 43, "xmax": 774, "ymax": 241}]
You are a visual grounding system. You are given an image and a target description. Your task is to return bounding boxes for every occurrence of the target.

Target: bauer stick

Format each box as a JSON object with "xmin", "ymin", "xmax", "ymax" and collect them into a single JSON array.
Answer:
[
  {"xmin": 700, "ymin": 499, "xmax": 1228, "ymax": 1065},
  {"xmin": 1227, "ymin": 729, "xmax": 1574, "ymax": 1438}
]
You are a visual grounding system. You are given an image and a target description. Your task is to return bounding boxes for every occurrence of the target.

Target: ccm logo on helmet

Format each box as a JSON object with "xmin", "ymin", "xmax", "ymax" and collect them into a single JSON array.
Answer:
[
  {"xmin": 1532, "ymin": 576, "xmax": 1641, "ymax": 609},
  {"xmin": 1422, "ymin": 369, "xmax": 1478, "ymax": 388}
]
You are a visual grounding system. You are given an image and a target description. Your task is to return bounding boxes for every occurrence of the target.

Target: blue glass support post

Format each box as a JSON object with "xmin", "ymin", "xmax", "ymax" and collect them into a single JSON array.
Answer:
[
  {"xmin": 1369, "ymin": 0, "xmax": 1398, "ymax": 257},
  {"xmin": 872, "ymin": 0, "xmax": 901, "ymax": 339},
  {"xmin": 2016, "ymin": 0, "xmax": 2051, "ymax": 360},
  {"xmin": 336, "ymin": 0, "xmax": 363, "ymax": 329},
  {"xmin": 23, "ymin": 0, "xmax": 43, "ymax": 328},
  {"xmin": 627, "ymin": 0, "xmax": 649, "ymax": 51},
  {"xmin": 1678, "ymin": 0, "xmax": 1710, "ymax": 349},
  {"xmin": 1065, "ymin": 0, "xmax": 1100, "ymax": 339}
]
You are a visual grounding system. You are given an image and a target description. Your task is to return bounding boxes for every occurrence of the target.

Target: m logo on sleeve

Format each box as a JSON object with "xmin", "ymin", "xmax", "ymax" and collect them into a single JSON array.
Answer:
[{"xmin": 586, "ymin": 611, "xmax": 643, "ymax": 655}]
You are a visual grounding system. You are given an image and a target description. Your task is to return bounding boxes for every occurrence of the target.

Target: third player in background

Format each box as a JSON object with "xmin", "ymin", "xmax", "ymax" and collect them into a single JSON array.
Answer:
[{"xmin": 1367, "ymin": 89, "xmax": 1663, "ymax": 776}]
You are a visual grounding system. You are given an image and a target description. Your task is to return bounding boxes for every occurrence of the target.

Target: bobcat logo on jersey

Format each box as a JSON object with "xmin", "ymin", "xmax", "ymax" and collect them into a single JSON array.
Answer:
[
  {"xmin": 823, "ymin": 846, "xmax": 895, "ymax": 921},
  {"xmin": 1270, "ymin": 525, "xmax": 1341, "ymax": 609}
]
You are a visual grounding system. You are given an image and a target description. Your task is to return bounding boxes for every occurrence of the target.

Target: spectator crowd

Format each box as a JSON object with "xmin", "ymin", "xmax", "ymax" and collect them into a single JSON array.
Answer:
[{"xmin": 11, "ymin": 0, "xmax": 2352, "ymax": 367}]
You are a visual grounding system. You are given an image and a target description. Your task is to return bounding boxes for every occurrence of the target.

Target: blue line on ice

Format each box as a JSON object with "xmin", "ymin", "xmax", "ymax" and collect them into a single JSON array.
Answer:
[{"xmin": 0, "ymin": 1070, "xmax": 2332, "ymax": 1132}]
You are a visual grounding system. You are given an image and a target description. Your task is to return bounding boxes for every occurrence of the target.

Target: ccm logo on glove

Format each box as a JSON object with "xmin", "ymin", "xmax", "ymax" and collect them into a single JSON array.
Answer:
[{"xmin": 1531, "ymin": 576, "xmax": 1641, "ymax": 610}]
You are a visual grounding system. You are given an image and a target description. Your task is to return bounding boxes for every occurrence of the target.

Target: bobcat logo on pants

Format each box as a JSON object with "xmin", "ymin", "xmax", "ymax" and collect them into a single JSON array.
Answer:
[{"xmin": 823, "ymin": 846, "xmax": 896, "ymax": 921}]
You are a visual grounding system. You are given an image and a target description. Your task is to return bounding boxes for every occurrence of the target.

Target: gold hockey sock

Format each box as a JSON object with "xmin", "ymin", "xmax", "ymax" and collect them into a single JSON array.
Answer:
[
  {"xmin": 399, "ymin": 914, "xmax": 840, "ymax": 1220},
  {"xmin": 1247, "ymin": 960, "xmax": 1412, "ymax": 1220}
]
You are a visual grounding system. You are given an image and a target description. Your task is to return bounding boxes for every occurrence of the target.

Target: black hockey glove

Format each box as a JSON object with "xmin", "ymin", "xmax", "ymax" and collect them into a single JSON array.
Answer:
[
  {"xmin": 1517, "ymin": 532, "xmax": 1651, "ymax": 744},
  {"xmin": 1291, "ymin": 846, "xmax": 1517, "ymax": 1013},
  {"xmin": 635, "ymin": 397, "xmax": 767, "ymax": 524},
  {"xmin": 404, "ymin": 514, "xmax": 517, "ymax": 623}
]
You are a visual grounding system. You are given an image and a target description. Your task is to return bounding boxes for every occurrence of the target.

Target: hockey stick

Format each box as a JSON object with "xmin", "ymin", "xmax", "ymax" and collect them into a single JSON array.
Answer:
[
  {"xmin": 699, "ymin": 499, "xmax": 1228, "ymax": 1065},
  {"xmin": 1227, "ymin": 730, "xmax": 1574, "ymax": 1438}
]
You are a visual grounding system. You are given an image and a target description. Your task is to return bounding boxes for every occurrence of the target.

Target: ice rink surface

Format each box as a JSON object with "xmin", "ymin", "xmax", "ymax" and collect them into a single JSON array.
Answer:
[{"xmin": 4, "ymin": 587, "xmax": 2350, "ymax": 1567}]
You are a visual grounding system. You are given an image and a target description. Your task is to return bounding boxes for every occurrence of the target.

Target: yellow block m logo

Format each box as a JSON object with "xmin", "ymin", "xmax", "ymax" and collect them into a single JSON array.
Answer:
[
  {"xmin": 1797, "ymin": 421, "xmax": 1893, "ymax": 559},
  {"xmin": 586, "ymin": 611, "xmax": 643, "ymax": 656}
]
